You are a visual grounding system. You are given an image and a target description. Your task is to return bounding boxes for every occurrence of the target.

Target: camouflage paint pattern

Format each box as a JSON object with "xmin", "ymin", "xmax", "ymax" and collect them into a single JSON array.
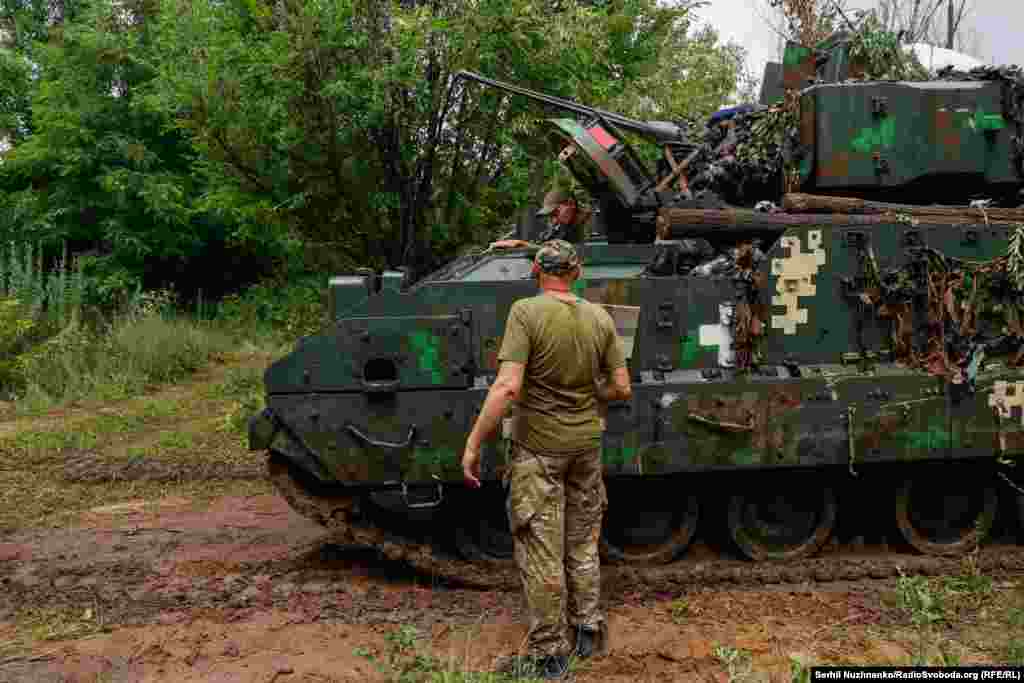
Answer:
[
  {"xmin": 805, "ymin": 80, "xmax": 1019, "ymax": 189},
  {"xmin": 782, "ymin": 42, "xmax": 816, "ymax": 91},
  {"xmin": 989, "ymin": 380, "xmax": 1024, "ymax": 456},
  {"xmin": 547, "ymin": 118, "xmax": 641, "ymax": 207},
  {"xmin": 256, "ymin": 216, "xmax": 1024, "ymax": 487}
]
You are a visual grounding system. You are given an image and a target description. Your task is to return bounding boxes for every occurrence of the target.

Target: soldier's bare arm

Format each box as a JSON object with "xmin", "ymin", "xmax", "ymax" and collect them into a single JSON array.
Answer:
[
  {"xmin": 596, "ymin": 307, "xmax": 630, "ymax": 403},
  {"xmin": 462, "ymin": 361, "xmax": 525, "ymax": 488}
]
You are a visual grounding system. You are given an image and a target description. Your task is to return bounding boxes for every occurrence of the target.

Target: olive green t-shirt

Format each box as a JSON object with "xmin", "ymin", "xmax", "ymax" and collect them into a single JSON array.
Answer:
[{"xmin": 498, "ymin": 293, "xmax": 627, "ymax": 454}]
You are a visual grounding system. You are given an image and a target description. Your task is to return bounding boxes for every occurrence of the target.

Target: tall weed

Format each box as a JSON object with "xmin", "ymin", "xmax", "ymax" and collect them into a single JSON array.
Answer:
[
  {"xmin": 0, "ymin": 242, "xmax": 84, "ymax": 329},
  {"xmin": 16, "ymin": 310, "xmax": 234, "ymax": 408},
  {"xmin": 0, "ymin": 243, "xmax": 86, "ymax": 398}
]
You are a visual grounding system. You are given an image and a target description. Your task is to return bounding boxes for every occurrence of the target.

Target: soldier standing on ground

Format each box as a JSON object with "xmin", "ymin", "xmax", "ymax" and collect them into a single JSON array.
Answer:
[{"xmin": 461, "ymin": 240, "xmax": 632, "ymax": 680}]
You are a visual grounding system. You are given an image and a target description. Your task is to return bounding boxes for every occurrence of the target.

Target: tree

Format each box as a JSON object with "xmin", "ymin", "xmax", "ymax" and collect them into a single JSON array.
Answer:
[
  {"xmin": 0, "ymin": 0, "xmax": 288, "ymax": 307},
  {"xmin": 769, "ymin": 0, "xmax": 849, "ymax": 46},
  {"xmin": 602, "ymin": 23, "xmax": 750, "ymax": 122},
  {"xmin": 747, "ymin": 0, "xmax": 851, "ymax": 50},
  {"xmin": 0, "ymin": 0, "xmax": 89, "ymax": 144},
  {"xmin": 874, "ymin": 0, "xmax": 977, "ymax": 55},
  {"xmin": 147, "ymin": 0, "xmax": 745, "ymax": 277}
]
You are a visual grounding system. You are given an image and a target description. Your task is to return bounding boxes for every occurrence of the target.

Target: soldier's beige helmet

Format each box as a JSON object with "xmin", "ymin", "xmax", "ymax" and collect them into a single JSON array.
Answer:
[{"xmin": 536, "ymin": 189, "xmax": 572, "ymax": 217}]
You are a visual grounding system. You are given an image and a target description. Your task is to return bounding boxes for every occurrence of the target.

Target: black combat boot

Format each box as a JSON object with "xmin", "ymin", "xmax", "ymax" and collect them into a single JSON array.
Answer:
[
  {"xmin": 574, "ymin": 624, "xmax": 606, "ymax": 659},
  {"xmin": 574, "ymin": 627, "xmax": 596, "ymax": 659},
  {"xmin": 537, "ymin": 654, "xmax": 569, "ymax": 680}
]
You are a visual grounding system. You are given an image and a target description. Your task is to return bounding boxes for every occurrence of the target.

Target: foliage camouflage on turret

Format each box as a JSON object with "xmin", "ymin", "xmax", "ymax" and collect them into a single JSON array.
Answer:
[
  {"xmin": 684, "ymin": 34, "xmax": 1023, "ymax": 207},
  {"xmin": 846, "ymin": 12, "xmax": 929, "ymax": 82},
  {"xmin": 856, "ymin": 223, "xmax": 1024, "ymax": 383}
]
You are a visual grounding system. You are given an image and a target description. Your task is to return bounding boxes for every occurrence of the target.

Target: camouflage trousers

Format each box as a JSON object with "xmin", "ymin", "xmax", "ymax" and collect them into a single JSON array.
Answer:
[{"xmin": 505, "ymin": 442, "xmax": 607, "ymax": 657}]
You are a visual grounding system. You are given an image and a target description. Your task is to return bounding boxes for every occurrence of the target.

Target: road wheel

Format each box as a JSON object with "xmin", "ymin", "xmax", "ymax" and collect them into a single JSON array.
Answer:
[
  {"xmin": 727, "ymin": 484, "xmax": 836, "ymax": 561},
  {"xmin": 600, "ymin": 483, "xmax": 699, "ymax": 565},
  {"xmin": 895, "ymin": 469, "xmax": 996, "ymax": 556}
]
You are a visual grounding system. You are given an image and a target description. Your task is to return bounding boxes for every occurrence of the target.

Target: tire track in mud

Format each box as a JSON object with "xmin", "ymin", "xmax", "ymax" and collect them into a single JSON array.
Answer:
[
  {"xmin": 0, "ymin": 494, "xmax": 515, "ymax": 635},
  {"xmin": 2, "ymin": 457, "xmax": 1023, "ymax": 643},
  {"xmin": 2, "ymin": 482, "xmax": 1024, "ymax": 660}
]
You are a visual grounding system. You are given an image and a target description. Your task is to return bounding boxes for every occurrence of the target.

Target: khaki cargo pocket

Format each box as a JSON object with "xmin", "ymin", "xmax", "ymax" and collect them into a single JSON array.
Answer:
[
  {"xmin": 580, "ymin": 471, "xmax": 608, "ymax": 531},
  {"xmin": 505, "ymin": 445, "xmax": 555, "ymax": 535}
]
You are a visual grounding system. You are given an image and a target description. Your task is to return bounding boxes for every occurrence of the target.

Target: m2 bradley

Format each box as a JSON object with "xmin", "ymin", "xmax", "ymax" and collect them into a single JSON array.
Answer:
[{"xmin": 248, "ymin": 35, "xmax": 1024, "ymax": 581}]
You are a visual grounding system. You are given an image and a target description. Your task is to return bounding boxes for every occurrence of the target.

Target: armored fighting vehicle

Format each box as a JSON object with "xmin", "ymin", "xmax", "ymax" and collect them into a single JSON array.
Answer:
[{"xmin": 249, "ymin": 36, "xmax": 1024, "ymax": 577}]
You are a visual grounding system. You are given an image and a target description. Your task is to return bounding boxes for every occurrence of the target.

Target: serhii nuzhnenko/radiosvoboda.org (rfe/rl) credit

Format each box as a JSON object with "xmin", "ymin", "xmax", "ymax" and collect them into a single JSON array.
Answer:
[{"xmin": 811, "ymin": 668, "xmax": 1024, "ymax": 681}]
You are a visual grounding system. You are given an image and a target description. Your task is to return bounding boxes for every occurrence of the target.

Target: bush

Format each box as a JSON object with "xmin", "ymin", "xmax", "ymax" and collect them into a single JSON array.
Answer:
[
  {"xmin": 13, "ymin": 321, "xmax": 98, "ymax": 402},
  {"xmin": 0, "ymin": 298, "xmax": 40, "ymax": 353},
  {"xmin": 15, "ymin": 309, "xmax": 235, "ymax": 407},
  {"xmin": 0, "ymin": 298, "xmax": 45, "ymax": 396},
  {"xmin": 216, "ymin": 274, "xmax": 327, "ymax": 340}
]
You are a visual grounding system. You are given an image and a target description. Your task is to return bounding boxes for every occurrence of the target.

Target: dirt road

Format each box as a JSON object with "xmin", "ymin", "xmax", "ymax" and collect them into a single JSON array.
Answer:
[{"xmin": 2, "ymin": 353, "xmax": 1024, "ymax": 682}]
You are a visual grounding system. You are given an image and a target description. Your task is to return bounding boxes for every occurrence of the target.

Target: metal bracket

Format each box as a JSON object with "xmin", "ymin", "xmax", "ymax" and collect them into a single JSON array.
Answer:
[
  {"xmin": 656, "ymin": 300, "xmax": 675, "ymax": 331},
  {"xmin": 346, "ymin": 424, "xmax": 418, "ymax": 450},
  {"xmin": 402, "ymin": 477, "xmax": 444, "ymax": 509}
]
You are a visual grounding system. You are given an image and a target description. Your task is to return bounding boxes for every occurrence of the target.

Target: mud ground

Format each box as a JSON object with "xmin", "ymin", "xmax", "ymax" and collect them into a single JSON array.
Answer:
[
  {"xmin": 2, "ymin": 353, "xmax": 1024, "ymax": 682},
  {"xmin": 4, "ymin": 491, "xmax": 1024, "ymax": 682}
]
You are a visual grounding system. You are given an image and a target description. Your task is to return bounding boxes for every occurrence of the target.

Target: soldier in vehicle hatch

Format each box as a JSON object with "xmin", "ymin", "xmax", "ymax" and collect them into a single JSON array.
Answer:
[
  {"xmin": 491, "ymin": 189, "xmax": 591, "ymax": 251},
  {"xmin": 461, "ymin": 240, "xmax": 632, "ymax": 680}
]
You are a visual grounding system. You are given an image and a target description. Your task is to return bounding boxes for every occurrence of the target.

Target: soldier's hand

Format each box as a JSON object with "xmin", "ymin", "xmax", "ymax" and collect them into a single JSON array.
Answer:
[
  {"xmin": 462, "ymin": 445, "xmax": 482, "ymax": 489},
  {"xmin": 490, "ymin": 239, "xmax": 530, "ymax": 250}
]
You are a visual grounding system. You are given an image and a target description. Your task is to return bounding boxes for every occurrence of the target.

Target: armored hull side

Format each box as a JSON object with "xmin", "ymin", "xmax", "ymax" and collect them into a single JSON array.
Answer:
[{"xmin": 251, "ymin": 215, "xmax": 1024, "ymax": 576}]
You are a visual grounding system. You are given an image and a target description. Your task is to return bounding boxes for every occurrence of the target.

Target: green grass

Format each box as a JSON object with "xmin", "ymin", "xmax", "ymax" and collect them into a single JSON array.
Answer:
[
  {"xmin": 1004, "ymin": 640, "xmax": 1024, "ymax": 665},
  {"xmin": 13, "ymin": 313, "xmax": 237, "ymax": 412},
  {"xmin": 207, "ymin": 365, "xmax": 267, "ymax": 437},
  {"xmin": 894, "ymin": 570, "xmax": 994, "ymax": 628},
  {"xmin": 669, "ymin": 596, "xmax": 690, "ymax": 624},
  {"xmin": 1006, "ymin": 606, "xmax": 1024, "ymax": 628},
  {"xmin": 0, "ymin": 329, "xmax": 276, "ymax": 530},
  {"xmin": 354, "ymin": 626, "xmax": 563, "ymax": 683},
  {"xmin": 0, "ymin": 251, "xmax": 279, "ymax": 416},
  {"xmin": 713, "ymin": 644, "xmax": 761, "ymax": 683}
]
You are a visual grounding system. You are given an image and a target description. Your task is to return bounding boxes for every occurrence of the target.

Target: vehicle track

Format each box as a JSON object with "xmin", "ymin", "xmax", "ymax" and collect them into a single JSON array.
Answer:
[{"xmin": 267, "ymin": 458, "xmax": 1024, "ymax": 593}]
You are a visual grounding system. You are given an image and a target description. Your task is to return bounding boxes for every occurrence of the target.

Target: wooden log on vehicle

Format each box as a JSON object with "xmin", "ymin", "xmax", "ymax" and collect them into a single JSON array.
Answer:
[
  {"xmin": 783, "ymin": 193, "xmax": 1024, "ymax": 222},
  {"xmin": 657, "ymin": 209, "xmax": 883, "ymax": 241},
  {"xmin": 656, "ymin": 206, "xmax": 1022, "ymax": 241}
]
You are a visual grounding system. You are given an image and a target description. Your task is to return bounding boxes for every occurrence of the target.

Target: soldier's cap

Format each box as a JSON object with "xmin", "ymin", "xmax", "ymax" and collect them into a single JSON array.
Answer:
[
  {"xmin": 534, "ymin": 239, "xmax": 581, "ymax": 275},
  {"xmin": 536, "ymin": 189, "xmax": 573, "ymax": 216}
]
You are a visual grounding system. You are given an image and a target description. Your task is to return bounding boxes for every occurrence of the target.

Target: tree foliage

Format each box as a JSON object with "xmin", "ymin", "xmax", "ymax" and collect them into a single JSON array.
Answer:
[
  {"xmin": 0, "ymin": 0, "xmax": 746, "ymax": 297},
  {"xmin": 148, "ymin": 0, "xmax": 746, "ymax": 276},
  {"xmin": 875, "ymin": 0, "xmax": 976, "ymax": 53}
]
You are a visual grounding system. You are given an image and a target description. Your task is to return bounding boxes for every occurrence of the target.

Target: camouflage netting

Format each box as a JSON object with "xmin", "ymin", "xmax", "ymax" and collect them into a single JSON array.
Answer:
[
  {"xmin": 681, "ymin": 16, "xmax": 1024, "ymax": 207},
  {"xmin": 844, "ymin": 14, "xmax": 929, "ymax": 82},
  {"xmin": 859, "ymin": 223, "xmax": 1024, "ymax": 389},
  {"xmin": 683, "ymin": 97, "xmax": 802, "ymax": 207}
]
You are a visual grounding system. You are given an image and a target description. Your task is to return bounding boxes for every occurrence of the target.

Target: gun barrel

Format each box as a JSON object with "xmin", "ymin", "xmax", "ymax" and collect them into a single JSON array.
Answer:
[{"xmin": 454, "ymin": 71, "xmax": 679, "ymax": 140}]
